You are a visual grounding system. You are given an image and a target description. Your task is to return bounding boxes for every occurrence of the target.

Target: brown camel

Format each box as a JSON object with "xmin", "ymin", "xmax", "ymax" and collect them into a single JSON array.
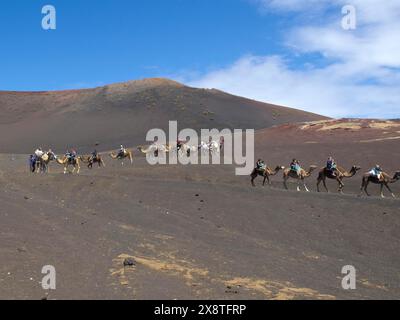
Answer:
[
  {"xmin": 317, "ymin": 165, "xmax": 361, "ymax": 193},
  {"xmin": 360, "ymin": 171, "xmax": 400, "ymax": 198},
  {"xmin": 109, "ymin": 149, "xmax": 133, "ymax": 165},
  {"xmin": 80, "ymin": 154, "xmax": 106, "ymax": 169},
  {"xmin": 251, "ymin": 166, "xmax": 285, "ymax": 186},
  {"xmin": 283, "ymin": 165, "xmax": 318, "ymax": 192},
  {"xmin": 56, "ymin": 156, "xmax": 81, "ymax": 174}
]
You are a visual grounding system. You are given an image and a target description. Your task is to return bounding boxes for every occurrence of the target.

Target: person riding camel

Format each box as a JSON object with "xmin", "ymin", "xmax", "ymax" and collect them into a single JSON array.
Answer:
[
  {"xmin": 220, "ymin": 136, "xmax": 225, "ymax": 151},
  {"xmin": 369, "ymin": 165, "xmax": 383, "ymax": 180},
  {"xmin": 256, "ymin": 159, "xmax": 266, "ymax": 172},
  {"xmin": 290, "ymin": 159, "xmax": 301, "ymax": 175},
  {"xmin": 326, "ymin": 156, "xmax": 338, "ymax": 176},
  {"xmin": 176, "ymin": 139, "xmax": 183, "ymax": 151},
  {"xmin": 66, "ymin": 149, "xmax": 77, "ymax": 163},
  {"xmin": 35, "ymin": 147, "xmax": 44, "ymax": 159},
  {"xmin": 47, "ymin": 148, "xmax": 56, "ymax": 160},
  {"xmin": 91, "ymin": 149, "xmax": 98, "ymax": 161},
  {"xmin": 118, "ymin": 145, "xmax": 126, "ymax": 158}
]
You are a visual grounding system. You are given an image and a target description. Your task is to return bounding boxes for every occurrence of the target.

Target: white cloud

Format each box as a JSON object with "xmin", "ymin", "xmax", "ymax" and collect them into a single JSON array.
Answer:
[{"xmin": 184, "ymin": 1, "xmax": 400, "ymax": 118}]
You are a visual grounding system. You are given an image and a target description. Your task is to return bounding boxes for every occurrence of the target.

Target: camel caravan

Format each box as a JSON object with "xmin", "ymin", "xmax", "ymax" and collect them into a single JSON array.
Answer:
[
  {"xmin": 29, "ymin": 145, "xmax": 131, "ymax": 174},
  {"xmin": 29, "ymin": 139, "xmax": 222, "ymax": 174},
  {"xmin": 29, "ymin": 144, "xmax": 398, "ymax": 198},
  {"xmin": 251, "ymin": 157, "xmax": 400, "ymax": 198}
]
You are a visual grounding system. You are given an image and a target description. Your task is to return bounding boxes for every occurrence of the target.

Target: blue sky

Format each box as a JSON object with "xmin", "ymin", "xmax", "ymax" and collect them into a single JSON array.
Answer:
[
  {"xmin": 0, "ymin": 0, "xmax": 283, "ymax": 89},
  {"xmin": 0, "ymin": 0, "xmax": 399, "ymax": 118}
]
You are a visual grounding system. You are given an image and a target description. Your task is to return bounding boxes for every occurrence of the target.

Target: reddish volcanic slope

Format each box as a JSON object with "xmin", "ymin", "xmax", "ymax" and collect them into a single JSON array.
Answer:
[{"xmin": 0, "ymin": 78, "xmax": 326, "ymax": 154}]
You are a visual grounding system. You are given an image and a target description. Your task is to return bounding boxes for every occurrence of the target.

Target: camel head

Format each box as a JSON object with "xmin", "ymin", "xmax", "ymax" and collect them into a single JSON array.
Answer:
[
  {"xmin": 393, "ymin": 172, "xmax": 400, "ymax": 180},
  {"xmin": 309, "ymin": 165, "xmax": 318, "ymax": 172},
  {"xmin": 275, "ymin": 165, "xmax": 285, "ymax": 171},
  {"xmin": 351, "ymin": 165, "xmax": 362, "ymax": 173}
]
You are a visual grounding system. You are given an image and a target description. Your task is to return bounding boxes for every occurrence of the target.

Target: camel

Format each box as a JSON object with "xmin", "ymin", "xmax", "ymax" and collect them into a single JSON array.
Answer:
[
  {"xmin": 138, "ymin": 144, "xmax": 158, "ymax": 155},
  {"xmin": 317, "ymin": 165, "xmax": 361, "ymax": 193},
  {"xmin": 138, "ymin": 144, "xmax": 172, "ymax": 158},
  {"xmin": 360, "ymin": 171, "xmax": 400, "ymax": 198},
  {"xmin": 251, "ymin": 166, "xmax": 285, "ymax": 186},
  {"xmin": 109, "ymin": 149, "xmax": 133, "ymax": 165},
  {"xmin": 199, "ymin": 141, "xmax": 220, "ymax": 155},
  {"xmin": 180, "ymin": 144, "xmax": 198, "ymax": 157},
  {"xmin": 283, "ymin": 165, "xmax": 318, "ymax": 192},
  {"xmin": 80, "ymin": 154, "xmax": 106, "ymax": 169},
  {"xmin": 35, "ymin": 151, "xmax": 57, "ymax": 173},
  {"xmin": 56, "ymin": 156, "xmax": 81, "ymax": 174}
]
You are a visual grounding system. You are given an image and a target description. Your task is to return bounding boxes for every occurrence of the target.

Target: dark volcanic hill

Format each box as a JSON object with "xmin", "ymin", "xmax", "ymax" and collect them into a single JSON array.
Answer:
[{"xmin": 0, "ymin": 78, "xmax": 326, "ymax": 153}]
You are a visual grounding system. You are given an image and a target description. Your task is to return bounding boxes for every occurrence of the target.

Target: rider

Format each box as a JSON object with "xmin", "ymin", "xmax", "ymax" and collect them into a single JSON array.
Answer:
[
  {"xmin": 220, "ymin": 136, "xmax": 225, "ymax": 151},
  {"xmin": 91, "ymin": 149, "xmax": 98, "ymax": 161},
  {"xmin": 256, "ymin": 159, "xmax": 266, "ymax": 172},
  {"xmin": 47, "ymin": 148, "xmax": 56, "ymax": 160},
  {"xmin": 290, "ymin": 159, "xmax": 301, "ymax": 175},
  {"xmin": 176, "ymin": 139, "xmax": 183, "ymax": 151},
  {"xmin": 326, "ymin": 156, "xmax": 338, "ymax": 176},
  {"xmin": 118, "ymin": 145, "xmax": 126, "ymax": 158},
  {"xmin": 35, "ymin": 147, "xmax": 44, "ymax": 159},
  {"xmin": 370, "ymin": 165, "xmax": 383, "ymax": 180},
  {"xmin": 66, "ymin": 149, "xmax": 77, "ymax": 163}
]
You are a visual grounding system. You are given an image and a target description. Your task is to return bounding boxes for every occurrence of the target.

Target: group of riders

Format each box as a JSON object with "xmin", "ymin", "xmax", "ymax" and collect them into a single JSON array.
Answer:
[
  {"xmin": 255, "ymin": 157, "xmax": 384, "ymax": 180},
  {"xmin": 30, "ymin": 137, "xmax": 226, "ymax": 172},
  {"xmin": 29, "ymin": 145, "xmax": 128, "ymax": 172}
]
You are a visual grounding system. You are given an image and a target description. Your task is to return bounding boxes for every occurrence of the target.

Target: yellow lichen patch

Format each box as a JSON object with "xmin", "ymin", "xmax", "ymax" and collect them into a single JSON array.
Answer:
[
  {"xmin": 302, "ymin": 252, "xmax": 321, "ymax": 260},
  {"xmin": 360, "ymin": 136, "xmax": 400, "ymax": 143},
  {"xmin": 368, "ymin": 121, "xmax": 400, "ymax": 130},
  {"xmin": 318, "ymin": 122, "xmax": 362, "ymax": 131},
  {"xmin": 154, "ymin": 234, "xmax": 175, "ymax": 241},
  {"xmin": 299, "ymin": 120, "xmax": 331, "ymax": 130},
  {"xmin": 300, "ymin": 119, "xmax": 400, "ymax": 132},
  {"xmin": 225, "ymin": 277, "xmax": 335, "ymax": 300},
  {"xmin": 134, "ymin": 256, "xmax": 209, "ymax": 283},
  {"xmin": 359, "ymin": 279, "xmax": 388, "ymax": 291},
  {"xmin": 118, "ymin": 224, "xmax": 140, "ymax": 232},
  {"xmin": 110, "ymin": 254, "xmax": 137, "ymax": 287}
]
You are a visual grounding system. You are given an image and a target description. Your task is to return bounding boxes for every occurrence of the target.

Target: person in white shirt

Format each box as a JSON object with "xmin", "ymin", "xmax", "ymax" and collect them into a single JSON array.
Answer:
[{"xmin": 35, "ymin": 147, "xmax": 44, "ymax": 158}]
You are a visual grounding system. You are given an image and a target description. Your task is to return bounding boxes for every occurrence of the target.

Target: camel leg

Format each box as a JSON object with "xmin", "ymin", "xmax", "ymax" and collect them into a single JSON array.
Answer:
[
  {"xmin": 383, "ymin": 183, "xmax": 395, "ymax": 198},
  {"xmin": 359, "ymin": 179, "xmax": 366, "ymax": 196},
  {"xmin": 303, "ymin": 179, "xmax": 310, "ymax": 192},
  {"xmin": 317, "ymin": 177, "xmax": 321, "ymax": 192},
  {"xmin": 322, "ymin": 178, "xmax": 329, "ymax": 193},
  {"xmin": 380, "ymin": 184, "xmax": 385, "ymax": 198},
  {"xmin": 337, "ymin": 178, "xmax": 344, "ymax": 194},
  {"xmin": 250, "ymin": 170, "xmax": 256, "ymax": 187},
  {"xmin": 283, "ymin": 176, "xmax": 289, "ymax": 190},
  {"xmin": 297, "ymin": 180, "xmax": 301, "ymax": 192},
  {"xmin": 263, "ymin": 175, "xmax": 270, "ymax": 186},
  {"xmin": 364, "ymin": 181, "xmax": 371, "ymax": 196}
]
